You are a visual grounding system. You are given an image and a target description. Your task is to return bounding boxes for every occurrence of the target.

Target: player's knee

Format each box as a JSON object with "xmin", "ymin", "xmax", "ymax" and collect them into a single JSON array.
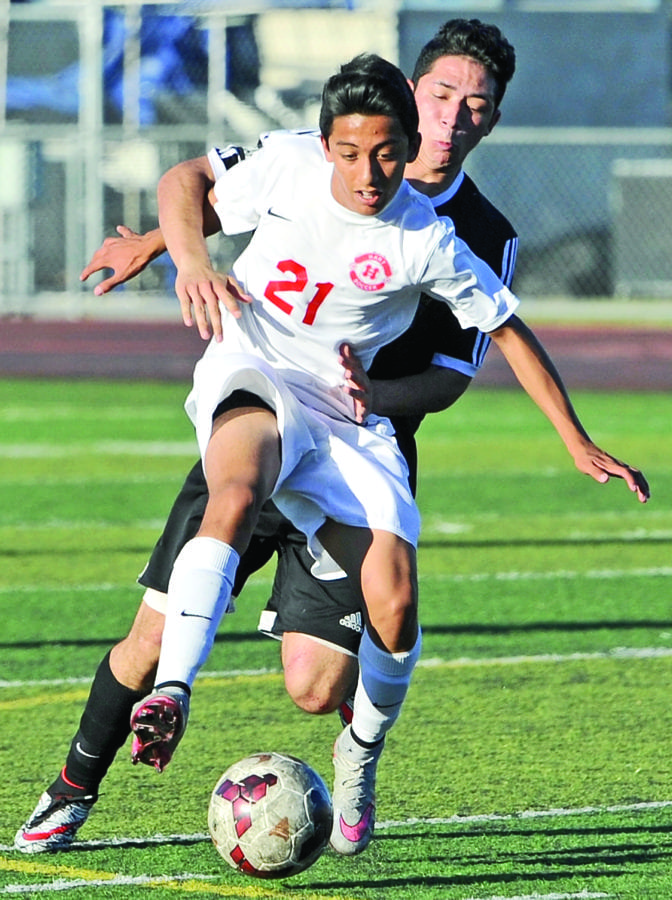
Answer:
[
  {"xmin": 284, "ymin": 666, "xmax": 339, "ymax": 714},
  {"xmin": 203, "ymin": 483, "xmax": 266, "ymax": 537},
  {"xmin": 284, "ymin": 652, "xmax": 352, "ymax": 715}
]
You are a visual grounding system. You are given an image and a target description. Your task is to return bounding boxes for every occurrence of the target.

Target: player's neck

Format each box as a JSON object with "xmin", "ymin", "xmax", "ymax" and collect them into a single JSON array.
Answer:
[{"xmin": 404, "ymin": 162, "xmax": 461, "ymax": 199}]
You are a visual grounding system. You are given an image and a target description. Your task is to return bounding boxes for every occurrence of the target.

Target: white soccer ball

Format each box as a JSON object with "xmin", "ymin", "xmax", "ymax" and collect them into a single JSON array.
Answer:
[{"xmin": 208, "ymin": 751, "xmax": 333, "ymax": 879}]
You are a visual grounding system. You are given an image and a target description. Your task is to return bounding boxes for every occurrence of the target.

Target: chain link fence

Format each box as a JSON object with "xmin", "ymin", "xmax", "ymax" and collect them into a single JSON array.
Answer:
[{"xmin": 2, "ymin": 2, "xmax": 672, "ymax": 315}]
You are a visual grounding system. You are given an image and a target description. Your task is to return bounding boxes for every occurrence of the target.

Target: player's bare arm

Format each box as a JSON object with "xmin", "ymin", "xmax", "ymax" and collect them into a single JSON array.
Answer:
[
  {"xmin": 80, "ymin": 181, "xmax": 221, "ymax": 298},
  {"xmin": 157, "ymin": 157, "xmax": 252, "ymax": 341},
  {"xmin": 489, "ymin": 314, "xmax": 650, "ymax": 502},
  {"xmin": 79, "ymin": 226, "xmax": 167, "ymax": 295}
]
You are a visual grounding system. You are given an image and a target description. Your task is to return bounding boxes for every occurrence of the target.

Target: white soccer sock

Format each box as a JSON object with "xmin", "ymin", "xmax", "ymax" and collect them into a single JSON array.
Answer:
[
  {"xmin": 350, "ymin": 626, "xmax": 422, "ymax": 745},
  {"xmin": 155, "ymin": 537, "xmax": 239, "ymax": 690}
]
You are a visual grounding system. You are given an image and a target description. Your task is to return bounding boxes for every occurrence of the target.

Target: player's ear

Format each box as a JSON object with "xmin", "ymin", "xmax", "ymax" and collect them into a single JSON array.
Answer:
[
  {"xmin": 321, "ymin": 134, "xmax": 333, "ymax": 161},
  {"xmin": 407, "ymin": 77, "xmax": 416, "ymax": 92},
  {"xmin": 486, "ymin": 108, "xmax": 502, "ymax": 135},
  {"xmin": 407, "ymin": 132, "xmax": 421, "ymax": 163}
]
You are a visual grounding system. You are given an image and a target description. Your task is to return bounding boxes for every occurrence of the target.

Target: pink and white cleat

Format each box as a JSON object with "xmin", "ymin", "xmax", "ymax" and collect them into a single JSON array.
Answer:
[
  {"xmin": 330, "ymin": 724, "xmax": 382, "ymax": 855},
  {"xmin": 130, "ymin": 687, "xmax": 190, "ymax": 773},
  {"xmin": 14, "ymin": 791, "xmax": 95, "ymax": 853}
]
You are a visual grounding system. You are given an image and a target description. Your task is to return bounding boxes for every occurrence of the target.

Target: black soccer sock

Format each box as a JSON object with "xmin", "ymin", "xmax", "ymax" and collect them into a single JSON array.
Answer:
[{"xmin": 48, "ymin": 650, "xmax": 146, "ymax": 798}]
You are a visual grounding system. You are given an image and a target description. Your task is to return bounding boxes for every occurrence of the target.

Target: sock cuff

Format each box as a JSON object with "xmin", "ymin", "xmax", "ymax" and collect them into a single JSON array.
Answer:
[
  {"xmin": 360, "ymin": 627, "xmax": 422, "ymax": 676},
  {"xmin": 93, "ymin": 650, "xmax": 146, "ymax": 706},
  {"xmin": 174, "ymin": 537, "xmax": 240, "ymax": 577}
]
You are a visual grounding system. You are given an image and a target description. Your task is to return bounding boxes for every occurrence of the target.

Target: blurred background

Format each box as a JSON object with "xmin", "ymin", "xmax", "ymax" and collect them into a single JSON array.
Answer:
[{"xmin": 2, "ymin": 0, "xmax": 672, "ymax": 320}]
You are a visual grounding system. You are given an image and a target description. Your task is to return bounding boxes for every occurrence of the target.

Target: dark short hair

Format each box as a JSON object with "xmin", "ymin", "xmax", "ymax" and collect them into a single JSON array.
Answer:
[
  {"xmin": 319, "ymin": 53, "xmax": 419, "ymax": 145},
  {"xmin": 412, "ymin": 18, "xmax": 516, "ymax": 108}
]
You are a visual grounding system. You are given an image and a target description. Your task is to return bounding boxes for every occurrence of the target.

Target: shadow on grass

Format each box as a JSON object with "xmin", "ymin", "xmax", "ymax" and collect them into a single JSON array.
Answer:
[
  {"xmin": 4, "ymin": 616, "xmax": 672, "ymax": 651},
  {"xmin": 312, "ymin": 824, "xmax": 672, "ymax": 890}
]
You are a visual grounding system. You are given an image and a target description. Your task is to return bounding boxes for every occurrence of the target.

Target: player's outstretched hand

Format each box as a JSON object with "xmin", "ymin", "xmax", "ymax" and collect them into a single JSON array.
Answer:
[
  {"xmin": 80, "ymin": 226, "xmax": 163, "ymax": 295},
  {"xmin": 339, "ymin": 342, "xmax": 372, "ymax": 423},
  {"xmin": 176, "ymin": 266, "xmax": 252, "ymax": 342},
  {"xmin": 573, "ymin": 441, "xmax": 650, "ymax": 503}
]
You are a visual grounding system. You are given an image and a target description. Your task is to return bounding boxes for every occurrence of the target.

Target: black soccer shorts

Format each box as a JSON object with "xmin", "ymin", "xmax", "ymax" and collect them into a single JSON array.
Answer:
[{"xmin": 138, "ymin": 460, "xmax": 364, "ymax": 656}]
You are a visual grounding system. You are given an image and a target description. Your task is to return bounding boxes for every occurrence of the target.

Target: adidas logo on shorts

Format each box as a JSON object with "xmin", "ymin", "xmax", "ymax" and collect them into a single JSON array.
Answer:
[{"xmin": 339, "ymin": 612, "xmax": 363, "ymax": 633}]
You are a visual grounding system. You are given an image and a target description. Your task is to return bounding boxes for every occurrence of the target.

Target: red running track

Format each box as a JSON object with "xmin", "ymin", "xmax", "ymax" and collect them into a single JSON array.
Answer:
[{"xmin": 1, "ymin": 318, "xmax": 671, "ymax": 390}]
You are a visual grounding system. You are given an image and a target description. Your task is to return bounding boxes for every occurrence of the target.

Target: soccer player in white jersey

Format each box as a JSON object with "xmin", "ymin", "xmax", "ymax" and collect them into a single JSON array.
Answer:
[
  {"xmin": 127, "ymin": 53, "xmax": 647, "ymax": 857},
  {"xmin": 128, "ymin": 54, "xmax": 524, "ymax": 855}
]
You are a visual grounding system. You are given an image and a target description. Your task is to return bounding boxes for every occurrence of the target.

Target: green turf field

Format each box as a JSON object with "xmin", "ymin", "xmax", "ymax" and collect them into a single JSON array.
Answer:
[{"xmin": 1, "ymin": 377, "xmax": 671, "ymax": 899}]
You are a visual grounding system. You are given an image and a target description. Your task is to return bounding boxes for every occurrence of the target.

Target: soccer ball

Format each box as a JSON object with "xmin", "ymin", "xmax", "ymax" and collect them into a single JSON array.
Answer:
[{"xmin": 208, "ymin": 751, "xmax": 333, "ymax": 879}]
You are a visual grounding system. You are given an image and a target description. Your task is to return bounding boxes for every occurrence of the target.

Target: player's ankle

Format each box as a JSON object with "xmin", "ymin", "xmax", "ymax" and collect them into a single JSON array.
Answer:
[{"xmin": 47, "ymin": 767, "xmax": 97, "ymax": 801}]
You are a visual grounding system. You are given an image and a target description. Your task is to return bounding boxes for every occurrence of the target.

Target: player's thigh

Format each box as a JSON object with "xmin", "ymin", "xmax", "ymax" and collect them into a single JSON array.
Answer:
[
  {"xmin": 319, "ymin": 521, "xmax": 418, "ymax": 651},
  {"xmin": 201, "ymin": 407, "xmax": 281, "ymax": 543},
  {"xmin": 318, "ymin": 521, "xmax": 417, "ymax": 602},
  {"xmin": 206, "ymin": 405, "xmax": 281, "ymax": 496}
]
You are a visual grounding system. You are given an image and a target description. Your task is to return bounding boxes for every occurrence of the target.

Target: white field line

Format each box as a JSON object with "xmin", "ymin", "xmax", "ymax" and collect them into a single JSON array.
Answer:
[
  {"xmin": 2, "ymin": 797, "xmax": 670, "ymax": 845},
  {"xmin": 4, "ymin": 646, "xmax": 672, "ymax": 691},
  {"xmin": 0, "ymin": 442, "xmax": 197, "ymax": 458},
  {"xmin": 2, "ymin": 564, "xmax": 670, "ymax": 597},
  {"xmin": 0, "ymin": 884, "xmax": 614, "ymax": 900},
  {"xmin": 0, "ymin": 576, "xmax": 274, "ymax": 594},
  {"xmin": 0, "ymin": 873, "xmax": 218, "ymax": 894},
  {"xmin": 462, "ymin": 893, "xmax": 610, "ymax": 900},
  {"xmin": 2, "ymin": 800, "xmax": 671, "ymax": 893},
  {"xmin": 421, "ymin": 566, "xmax": 672, "ymax": 584},
  {"xmin": 0, "ymin": 408, "xmax": 180, "ymax": 423}
]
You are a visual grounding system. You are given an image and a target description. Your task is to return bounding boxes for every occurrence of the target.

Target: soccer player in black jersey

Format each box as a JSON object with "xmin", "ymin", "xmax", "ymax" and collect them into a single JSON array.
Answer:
[{"xmin": 15, "ymin": 19, "xmax": 647, "ymax": 854}]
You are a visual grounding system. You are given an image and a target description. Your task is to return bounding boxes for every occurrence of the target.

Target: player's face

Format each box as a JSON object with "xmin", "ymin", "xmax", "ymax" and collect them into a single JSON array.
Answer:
[
  {"xmin": 322, "ymin": 114, "xmax": 418, "ymax": 216},
  {"xmin": 410, "ymin": 54, "xmax": 500, "ymax": 184}
]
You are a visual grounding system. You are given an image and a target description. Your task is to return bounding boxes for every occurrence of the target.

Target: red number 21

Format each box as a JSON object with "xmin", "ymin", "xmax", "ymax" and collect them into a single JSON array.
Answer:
[{"xmin": 264, "ymin": 259, "xmax": 333, "ymax": 325}]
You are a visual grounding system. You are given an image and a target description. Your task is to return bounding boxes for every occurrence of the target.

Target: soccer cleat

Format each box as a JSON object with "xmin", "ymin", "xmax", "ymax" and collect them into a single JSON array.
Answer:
[
  {"xmin": 330, "ymin": 724, "xmax": 383, "ymax": 855},
  {"xmin": 14, "ymin": 791, "xmax": 96, "ymax": 854},
  {"xmin": 130, "ymin": 687, "xmax": 189, "ymax": 773}
]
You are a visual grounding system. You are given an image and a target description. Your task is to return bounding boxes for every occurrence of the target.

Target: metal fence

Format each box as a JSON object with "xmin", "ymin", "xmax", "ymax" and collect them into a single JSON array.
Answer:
[{"xmin": 2, "ymin": 1, "xmax": 672, "ymax": 317}]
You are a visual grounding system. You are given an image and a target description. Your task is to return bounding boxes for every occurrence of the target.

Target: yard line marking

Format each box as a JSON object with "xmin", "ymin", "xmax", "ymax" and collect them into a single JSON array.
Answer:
[
  {"xmin": 2, "ymin": 566, "xmax": 668, "ymax": 597},
  {"xmin": 0, "ymin": 575, "xmax": 274, "ymax": 594},
  {"xmin": 0, "ymin": 871, "xmax": 270, "ymax": 896},
  {"xmin": 2, "ymin": 799, "xmax": 671, "ymax": 855},
  {"xmin": 423, "ymin": 566, "xmax": 672, "ymax": 583},
  {"xmin": 0, "ymin": 408, "xmax": 180, "ymax": 423},
  {"xmin": 0, "ymin": 668, "xmax": 281, "ymax": 690},
  {"xmin": 0, "ymin": 442, "xmax": 196, "ymax": 458},
  {"xmin": 1, "ymin": 565, "xmax": 668, "ymax": 597},
  {"xmin": 377, "ymin": 798, "xmax": 672, "ymax": 828},
  {"xmin": 0, "ymin": 857, "xmax": 350, "ymax": 898},
  {"xmin": 462, "ymin": 893, "xmax": 610, "ymax": 900},
  {"xmin": 420, "ymin": 645, "xmax": 672, "ymax": 669},
  {"xmin": 3, "ymin": 646, "xmax": 672, "ymax": 691}
]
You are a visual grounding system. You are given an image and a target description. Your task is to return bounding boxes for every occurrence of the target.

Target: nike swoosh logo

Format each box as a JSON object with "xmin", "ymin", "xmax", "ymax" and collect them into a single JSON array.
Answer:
[
  {"xmin": 339, "ymin": 803, "xmax": 374, "ymax": 842},
  {"xmin": 179, "ymin": 610, "xmax": 213, "ymax": 620},
  {"xmin": 75, "ymin": 741, "xmax": 100, "ymax": 759},
  {"xmin": 372, "ymin": 701, "xmax": 402, "ymax": 710},
  {"xmin": 267, "ymin": 207, "xmax": 292, "ymax": 221}
]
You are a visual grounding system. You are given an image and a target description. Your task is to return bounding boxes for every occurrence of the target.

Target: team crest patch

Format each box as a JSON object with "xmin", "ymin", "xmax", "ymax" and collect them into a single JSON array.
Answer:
[{"xmin": 349, "ymin": 253, "xmax": 392, "ymax": 291}]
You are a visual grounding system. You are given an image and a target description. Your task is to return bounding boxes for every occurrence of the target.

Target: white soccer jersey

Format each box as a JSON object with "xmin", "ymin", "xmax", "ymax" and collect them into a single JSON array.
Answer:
[
  {"xmin": 184, "ymin": 131, "xmax": 520, "ymax": 558},
  {"xmin": 202, "ymin": 131, "xmax": 518, "ymax": 422}
]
